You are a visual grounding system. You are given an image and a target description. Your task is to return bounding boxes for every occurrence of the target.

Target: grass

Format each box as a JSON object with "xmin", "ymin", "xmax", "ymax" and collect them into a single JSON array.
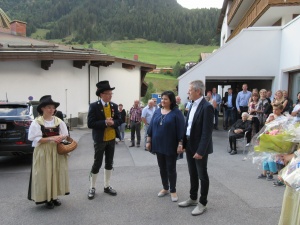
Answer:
[
  {"xmin": 144, "ymin": 73, "xmax": 178, "ymax": 94},
  {"xmin": 85, "ymin": 39, "xmax": 219, "ymax": 67},
  {"xmin": 30, "ymin": 30, "xmax": 218, "ymax": 92},
  {"xmin": 30, "ymin": 29, "xmax": 219, "ymax": 67}
]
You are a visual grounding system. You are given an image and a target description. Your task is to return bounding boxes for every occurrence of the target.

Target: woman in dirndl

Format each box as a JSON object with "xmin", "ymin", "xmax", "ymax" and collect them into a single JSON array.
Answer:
[{"xmin": 28, "ymin": 95, "xmax": 69, "ymax": 209}]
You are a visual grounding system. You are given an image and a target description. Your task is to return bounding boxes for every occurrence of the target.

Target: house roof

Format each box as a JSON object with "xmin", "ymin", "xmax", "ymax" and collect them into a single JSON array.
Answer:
[{"xmin": 0, "ymin": 31, "xmax": 155, "ymax": 70}]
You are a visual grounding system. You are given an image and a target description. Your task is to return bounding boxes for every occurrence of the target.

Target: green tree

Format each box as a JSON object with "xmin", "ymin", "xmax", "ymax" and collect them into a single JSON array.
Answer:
[
  {"xmin": 172, "ymin": 61, "xmax": 181, "ymax": 78},
  {"xmin": 142, "ymin": 82, "xmax": 155, "ymax": 105}
]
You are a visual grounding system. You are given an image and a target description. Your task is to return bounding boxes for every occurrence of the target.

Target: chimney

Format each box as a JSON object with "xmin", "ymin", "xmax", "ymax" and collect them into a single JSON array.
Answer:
[
  {"xmin": 10, "ymin": 20, "xmax": 27, "ymax": 37},
  {"xmin": 133, "ymin": 54, "xmax": 138, "ymax": 61}
]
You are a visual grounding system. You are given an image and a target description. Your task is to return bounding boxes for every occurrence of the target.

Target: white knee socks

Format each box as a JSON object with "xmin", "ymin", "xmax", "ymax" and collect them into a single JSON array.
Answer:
[
  {"xmin": 90, "ymin": 173, "xmax": 98, "ymax": 189},
  {"xmin": 104, "ymin": 169, "xmax": 112, "ymax": 188}
]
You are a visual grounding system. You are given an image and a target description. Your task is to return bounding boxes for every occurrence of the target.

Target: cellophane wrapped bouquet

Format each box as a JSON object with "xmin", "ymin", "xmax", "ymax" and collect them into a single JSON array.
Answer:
[
  {"xmin": 248, "ymin": 117, "xmax": 296, "ymax": 165},
  {"xmin": 280, "ymin": 156, "xmax": 300, "ymax": 191},
  {"xmin": 248, "ymin": 117, "xmax": 300, "ymax": 190}
]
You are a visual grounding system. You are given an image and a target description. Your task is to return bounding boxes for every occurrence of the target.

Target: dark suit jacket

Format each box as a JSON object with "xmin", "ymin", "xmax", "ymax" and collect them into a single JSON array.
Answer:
[
  {"xmin": 223, "ymin": 93, "xmax": 237, "ymax": 109},
  {"xmin": 88, "ymin": 100, "xmax": 122, "ymax": 143},
  {"xmin": 183, "ymin": 98, "xmax": 214, "ymax": 156}
]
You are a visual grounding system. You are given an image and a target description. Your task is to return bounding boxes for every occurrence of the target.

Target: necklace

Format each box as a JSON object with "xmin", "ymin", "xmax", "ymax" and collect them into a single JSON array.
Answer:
[{"xmin": 160, "ymin": 114, "xmax": 167, "ymax": 125}]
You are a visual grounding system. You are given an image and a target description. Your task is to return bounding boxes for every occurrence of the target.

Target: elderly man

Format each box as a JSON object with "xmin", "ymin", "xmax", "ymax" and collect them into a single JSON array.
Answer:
[
  {"xmin": 87, "ymin": 80, "xmax": 122, "ymax": 199},
  {"xmin": 129, "ymin": 100, "xmax": 142, "ymax": 147},
  {"xmin": 176, "ymin": 95, "xmax": 185, "ymax": 115},
  {"xmin": 228, "ymin": 112, "xmax": 252, "ymax": 155},
  {"xmin": 141, "ymin": 99, "xmax": 155, "ymax": 150},
  {"xmin": 178, "ymin": 80, "xmax": 214, "ymax": 216}
]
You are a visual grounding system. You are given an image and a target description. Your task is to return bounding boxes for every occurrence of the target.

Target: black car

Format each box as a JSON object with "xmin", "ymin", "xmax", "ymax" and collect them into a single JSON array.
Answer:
[{"xmin": 0, "ymin": 102, "xmax": 34, "ymax": 156}]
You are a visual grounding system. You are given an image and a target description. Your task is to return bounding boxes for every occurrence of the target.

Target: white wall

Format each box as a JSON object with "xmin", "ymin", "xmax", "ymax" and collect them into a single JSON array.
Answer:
[
  {"xmin": 0, "ymin": 60, "xmax": 142, "ymax": 119},
  {"xmin": 89, "ymin": 63, "xmax": 141, "ymax": 112},
  {"xmin": 280, "ymin": 16, "xmax": 300, "ymax": 71},
  {"xmin": 178, "ymin": 27, "xmax": 282, "ymax": 100}
]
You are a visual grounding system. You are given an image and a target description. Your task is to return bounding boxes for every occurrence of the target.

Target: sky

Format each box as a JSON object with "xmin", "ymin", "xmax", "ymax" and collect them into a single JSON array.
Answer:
[{"xmin": 177, "ymin": 0, "xmax": 223, "ymax": 9}]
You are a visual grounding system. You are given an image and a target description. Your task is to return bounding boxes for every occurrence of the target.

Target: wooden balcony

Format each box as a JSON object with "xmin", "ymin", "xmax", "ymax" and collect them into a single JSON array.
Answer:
[{"xmin": 227, "ymin": 0, "xmax": 300, "ymax": 41}]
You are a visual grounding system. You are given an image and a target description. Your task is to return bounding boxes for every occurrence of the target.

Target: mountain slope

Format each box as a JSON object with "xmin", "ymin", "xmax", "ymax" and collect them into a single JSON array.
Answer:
[{"xmin": 2, "ymin": 0, "xmax": 220, "ymax": 45}]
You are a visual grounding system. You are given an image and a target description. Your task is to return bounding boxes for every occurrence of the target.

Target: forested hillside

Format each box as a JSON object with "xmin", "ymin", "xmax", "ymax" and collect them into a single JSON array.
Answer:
[{"xmin": 1, "ymin": 0, "xmax": 220, "ymax": 45}]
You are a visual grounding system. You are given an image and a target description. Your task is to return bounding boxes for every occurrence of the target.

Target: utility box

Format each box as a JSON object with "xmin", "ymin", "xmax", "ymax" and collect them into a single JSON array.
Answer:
[
  {"xmin": 78, "ymin": 112, "xmax": 88, "ymax": 127},
  {"xmin": 151, "ymin": 93, "xmax": 161, "ymax": 104}
]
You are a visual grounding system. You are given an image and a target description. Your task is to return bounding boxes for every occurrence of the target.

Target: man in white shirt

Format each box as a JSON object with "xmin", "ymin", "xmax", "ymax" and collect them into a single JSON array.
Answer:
[
  {"xmin": 141, "ymin": 100, "xmax": 155, "ymax": 150},
  {"xmin": 178, "ymin": 80, "xmax": 214, "ymax": 216}
]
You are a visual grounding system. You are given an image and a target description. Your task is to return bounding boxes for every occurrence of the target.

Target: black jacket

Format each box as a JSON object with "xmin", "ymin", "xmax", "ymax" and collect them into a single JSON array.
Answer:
[{"xmin": 88, "ymin": 100, "xmax": 122, "ymax": 142}]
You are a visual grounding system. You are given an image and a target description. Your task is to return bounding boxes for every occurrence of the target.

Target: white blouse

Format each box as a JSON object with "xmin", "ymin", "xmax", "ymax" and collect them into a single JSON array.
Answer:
[{"xmin": 28, "ymin": 118, "xmax": 69, "ymax": 147}]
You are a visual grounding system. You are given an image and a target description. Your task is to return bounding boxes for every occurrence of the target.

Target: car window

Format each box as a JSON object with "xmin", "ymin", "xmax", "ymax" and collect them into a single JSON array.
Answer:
[{"xmin": 0, "ymin": 105, "xmax": 30, "ymax": 116}]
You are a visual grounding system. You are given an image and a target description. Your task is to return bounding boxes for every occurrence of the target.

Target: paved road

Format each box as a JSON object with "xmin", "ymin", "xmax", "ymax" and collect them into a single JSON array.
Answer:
[{"xmin": 0, "ymin": 127, "xmax": 283, "ymax": 225}]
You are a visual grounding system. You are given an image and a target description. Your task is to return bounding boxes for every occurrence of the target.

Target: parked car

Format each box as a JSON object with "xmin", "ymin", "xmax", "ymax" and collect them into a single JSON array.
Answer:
[{"xmin": 0, "ymin": 102, "xmax": 34, "ymax": 156}]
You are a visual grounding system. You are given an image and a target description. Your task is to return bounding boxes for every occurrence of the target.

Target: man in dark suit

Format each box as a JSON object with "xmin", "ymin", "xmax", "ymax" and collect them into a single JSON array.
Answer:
[
  {"xmin": 212, "ymin": 87, "xmax": 222, "ymax": 130},
  {"xmin": 87, "ymin": 80, "xmax": 122, "ymax": 200},
  {"xmin": 178, "ymin": 80, "xmax": 214, "ymax": 216},
  {"xmin": 223, "ymin": 87, "xmax": 237, "ymax": 130}
]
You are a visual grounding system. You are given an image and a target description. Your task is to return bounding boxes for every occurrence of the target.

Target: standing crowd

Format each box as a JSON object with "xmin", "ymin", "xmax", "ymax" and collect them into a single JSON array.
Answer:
[{"xmin": 26, "ymin": 79, "xmax": 300, "ymax": 223}]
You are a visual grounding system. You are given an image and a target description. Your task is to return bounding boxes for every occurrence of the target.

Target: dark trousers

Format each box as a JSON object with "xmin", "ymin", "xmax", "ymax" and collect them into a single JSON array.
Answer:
[
  {"xmin": 214, "ymin": 109, "xmax": 219, "ymax": 128},
  {"xmin": 156, "ymin": 152, "xmax": 177, "ymax": 193},
  {"xmin": 224, "ymin": 108, "xmax": 236, "ymax": 128},
  {"xmin": 237, "ymin": 106, "xmax": 248, "ymax": 119},
  {"xmin": 229, "ymin": 131, "xmax": 252, "ymax": 150},
  {"xmin": 130, "ymin": 121, "xmax": 141, "ymax": 144},
  {"xmin": 91, "ymin": 140, "xmax": 115, "ymax": 174},
  {"xmin": 252, "ymin": 116, "xmax": 260, "ymax": 133},
  {"xmin": 186, "ymin": 141, "xmax": 209, "ymax": 206}
]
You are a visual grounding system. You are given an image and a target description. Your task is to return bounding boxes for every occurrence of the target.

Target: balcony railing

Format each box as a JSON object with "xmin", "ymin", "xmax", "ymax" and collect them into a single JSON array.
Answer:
[{"xmin": 227, "ymin": 0, "xmax": 300, "ymax": 42}]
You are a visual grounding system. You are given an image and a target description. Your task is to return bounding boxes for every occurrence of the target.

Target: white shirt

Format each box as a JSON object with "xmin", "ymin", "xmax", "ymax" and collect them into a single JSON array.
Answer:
[
  {"xmin": 28, "ymin": 118, "xmax": 68, "ymax": 147},
  {"xmin": 186, "ymin": 96, "xmax": 204, "ymax": 136}
]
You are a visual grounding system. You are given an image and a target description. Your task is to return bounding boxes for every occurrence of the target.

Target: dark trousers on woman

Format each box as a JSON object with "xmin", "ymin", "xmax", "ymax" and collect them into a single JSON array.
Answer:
[
  {"xmin": 186, "ymin": 142, "xmax": 209, "ymax": 206},
  {"xmin": 91, "ymin": 140, "xmax": 115, "ymax": 174},
  {"xmin": 252, "ymin": 116, "xmax": 260, "ymax": 133},
  {"xmin": 156, "ymin": 152, "xmax": 177, "ymax": 193}
]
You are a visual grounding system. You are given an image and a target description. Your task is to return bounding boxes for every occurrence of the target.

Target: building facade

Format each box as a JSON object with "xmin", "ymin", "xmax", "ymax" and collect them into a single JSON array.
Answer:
[{"xmin": 178, "ymin": 0, "xmax": 300, "ymax": 104}]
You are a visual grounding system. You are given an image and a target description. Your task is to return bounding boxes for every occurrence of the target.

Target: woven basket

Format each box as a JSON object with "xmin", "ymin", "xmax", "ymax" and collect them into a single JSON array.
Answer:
[{"xmin": 57, "ymin": 136, "xmax": 77, "ymax": 155}]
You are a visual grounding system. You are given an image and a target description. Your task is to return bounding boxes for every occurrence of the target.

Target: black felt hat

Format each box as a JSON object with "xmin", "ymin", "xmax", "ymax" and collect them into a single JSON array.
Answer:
[
  {"xmin": 95, "ymin": 80, "xmax": 115, "ymax": 96},
  {"xmin": 37, "ymin": 95, "xmax": 60, "ymax": 114}
]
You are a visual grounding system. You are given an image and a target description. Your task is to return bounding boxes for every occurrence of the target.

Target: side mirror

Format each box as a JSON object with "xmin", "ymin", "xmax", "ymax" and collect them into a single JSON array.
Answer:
[{"xmin": 63, "ymin": 113, "xmax": 67, "ymax": 118}]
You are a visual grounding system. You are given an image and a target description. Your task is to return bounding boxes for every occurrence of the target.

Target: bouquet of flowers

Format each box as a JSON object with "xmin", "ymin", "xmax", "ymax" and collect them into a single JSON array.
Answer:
[
  {"xmin": 280, "ymin": 156, "xmax": 300, "ymax": 191},
  {"xmin": 248, "ymin": 118, "xmax": 296, "ymax": 165}
]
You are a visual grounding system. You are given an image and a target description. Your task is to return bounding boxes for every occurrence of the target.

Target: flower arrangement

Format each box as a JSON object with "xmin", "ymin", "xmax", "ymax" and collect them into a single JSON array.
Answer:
[{"xmin": 248, "ymin": 118, "xmax": 296, "ymax": 165}]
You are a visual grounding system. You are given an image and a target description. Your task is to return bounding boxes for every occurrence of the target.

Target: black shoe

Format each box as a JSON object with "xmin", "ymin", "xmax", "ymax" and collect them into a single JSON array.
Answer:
[
  {"xmin": 214, "ymin": 127, "xmax": 219, "ymax": 130},
  {"xmin": 104, "ymin": 186, "xmax": 117, "ymax": 196},
  {"xmin": 53, "ymin": 199, "xmax": 61, "ymax": 206},
  {"xmin": 45, "ymin": 201, "xmax": 54, "ymax": 209},
  {"xmin": 88, "ymin": 188, "xmax": 96, "ymax": 200},
  {"xmin": 129, "ymin": 144, "xmax": 135, "ymax": 147},
  {"xmin": 136, "ymin": 144, "xmax": 140, "ymax": 147},
  {"xmin": 230, "ymin": 150, "xmax": 237, "ymax": 155}
]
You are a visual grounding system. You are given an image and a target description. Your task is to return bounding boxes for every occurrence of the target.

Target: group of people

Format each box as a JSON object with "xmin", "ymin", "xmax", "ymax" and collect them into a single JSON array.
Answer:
[
  {"xmin": 27, "ymin": 80, "xmax": 214, "ymax": 217},
  {"xmin": 27, "ymin": 79, "xmax": 300, "ymax": 222}
]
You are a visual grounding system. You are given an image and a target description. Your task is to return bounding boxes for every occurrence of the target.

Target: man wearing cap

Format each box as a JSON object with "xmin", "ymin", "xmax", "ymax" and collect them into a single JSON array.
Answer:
[{"xmin": 87, "ymin": 80, "xmax": 122, "ymax": 199}]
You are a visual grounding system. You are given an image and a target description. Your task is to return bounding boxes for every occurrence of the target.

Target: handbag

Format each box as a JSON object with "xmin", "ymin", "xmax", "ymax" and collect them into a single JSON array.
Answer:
[{"xmin": 57, "ymin": 136, "xmax": 78, "ymax": 155}]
